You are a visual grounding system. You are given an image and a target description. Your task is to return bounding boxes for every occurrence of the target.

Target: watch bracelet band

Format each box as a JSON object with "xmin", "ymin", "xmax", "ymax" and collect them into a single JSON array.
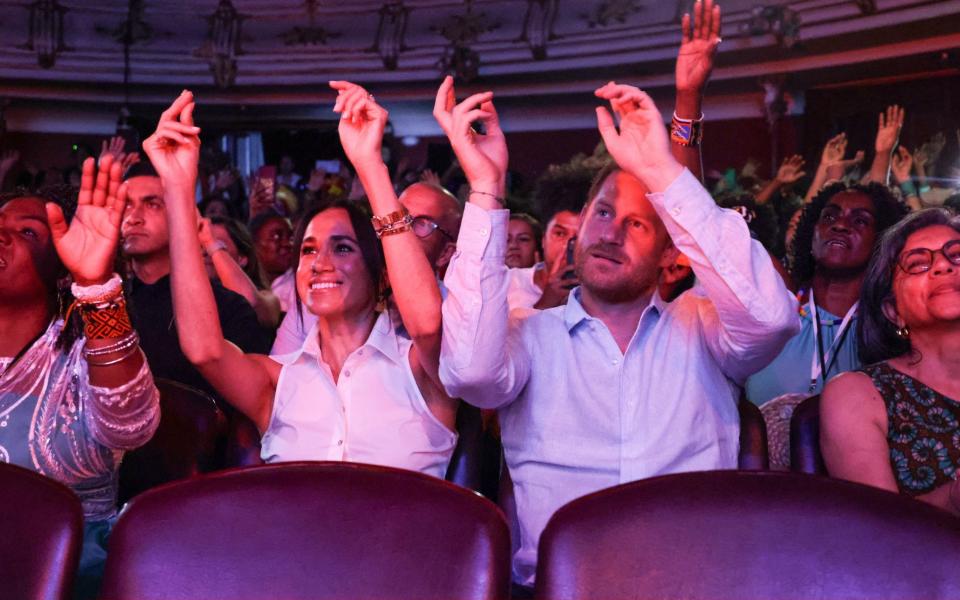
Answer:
[{"xmin": 371, "ymin": 209, "xmax": 413, "ymax": 238}]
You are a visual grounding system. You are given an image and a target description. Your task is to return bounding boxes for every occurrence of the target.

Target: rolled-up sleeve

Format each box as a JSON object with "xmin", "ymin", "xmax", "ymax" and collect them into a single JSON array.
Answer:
[
  {"xmin": 648, "ymin": 169, "xmax": 800, "ymax": 383},
  {"xmin": 440, "ymin": 203, "xmax": 530, "ymax": 409},
  {"xmin": 80, "ymin": 352, "xmax": 161, "ymax": 451}
]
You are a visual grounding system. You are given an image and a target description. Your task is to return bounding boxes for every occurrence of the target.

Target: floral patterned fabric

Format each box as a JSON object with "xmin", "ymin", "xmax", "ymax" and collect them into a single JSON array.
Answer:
[{"xmin": 862, "ymin": 362, "xmax": 960, "ymax": 496}]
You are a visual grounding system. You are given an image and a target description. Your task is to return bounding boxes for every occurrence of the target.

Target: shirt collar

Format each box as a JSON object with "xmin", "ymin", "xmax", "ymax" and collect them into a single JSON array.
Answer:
[
  {"xmin": 271, "ymin": 311, "xmax": 403, "ymax": 366},
  {"xmin": 563, "ymin": 287, "xmax": 666, "ymax": 332}
]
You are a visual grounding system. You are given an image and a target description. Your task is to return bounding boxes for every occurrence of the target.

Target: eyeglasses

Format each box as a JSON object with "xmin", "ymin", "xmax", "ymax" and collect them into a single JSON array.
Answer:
[
  {"xmin": 411, "ymin": 216, "xmax": 454, "ymax": 241},
  {"xmin": 897, "ymin": 239, "xmax": 960, "ymax": 274}
]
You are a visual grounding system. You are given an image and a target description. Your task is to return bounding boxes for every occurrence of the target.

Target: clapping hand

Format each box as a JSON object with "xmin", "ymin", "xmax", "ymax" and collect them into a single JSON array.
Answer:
[
  {"xmin": 432, "ymin": 75, "xmax": 508, "ymax": 200},
  {"xmin": 595, "ymin": 82, "xmax": 682, "ymax": 192},
  {"xmin": 46, "ymin": 156, "xmax": 126, "ymax": 286},
  {"xmin": 676, "ymin": 0, "xmax": 722, "ymax": 95},
  {"xmin": 330, "ymin": 81, "xmax": 388, "ymax": 170},
  {"xmin": 142, "ymin": 90, "xmax": 201, "ymax": 198}
]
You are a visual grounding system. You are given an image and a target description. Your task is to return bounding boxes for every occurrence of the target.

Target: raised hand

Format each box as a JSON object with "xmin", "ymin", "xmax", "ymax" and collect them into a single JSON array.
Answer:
[
  {"xmin": 891, "ymin": 146, "xmax": 913, "ymax": 184},
  {"xmin": 535, "ymin": 250, "xmax": 578, "ymax": 310},
  {"xmin": 142, "ymin": 90, "xmax": 201, "ymax": 197},
  {"xmin": 595, "ymin": 82, "xmax": 682, "ymax": 192},
  {"xmin": 198, "ymin": 216, "xmax": 215, "ymax": 248},
  {"xmin": 46, "ymin": 156, "xmax": 126, "ymax": 286},
  {"xmin": 420, "ymin": 169, "xmax": 442, "ymax": 187},
  {"xmin": 820, "ymin": 133, "xmax": 863, "ymax": 170},
  {"xmin": 99, "ymin": 135, "xmax": 127, "ymax": 163},
  {"xmin": 330, "ymin": 80, "xmax": 388, "ymax": 170},
  {"xmin": 121, "ymin": 151, "xmax": 141, "ymax": 174},
  {"xmin": 676, "ymin": 0, "xmax": 722, "ymax": 95},
  {"xmin": 775, "ymin": 154, "xmax": 806, "ymax": 184},
  {"xmin": 432, "ymin": 75, "xmax": 508, "ymax": 197},
  {"xmin": 874, "ymin": 105, "xmax": 904, "ymax": 155}
]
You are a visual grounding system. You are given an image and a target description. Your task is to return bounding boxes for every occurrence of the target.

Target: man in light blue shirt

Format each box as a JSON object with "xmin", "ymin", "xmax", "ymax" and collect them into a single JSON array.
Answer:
[{"xmin": 435, "ymin": 76, "xmax": 799, "ymax": 588}]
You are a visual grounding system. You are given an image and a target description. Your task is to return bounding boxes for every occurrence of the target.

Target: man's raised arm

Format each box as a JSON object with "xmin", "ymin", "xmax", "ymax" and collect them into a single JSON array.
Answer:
[{"xmin": 434, "ymin": 76, "xmax": 530, "ymax": 409}]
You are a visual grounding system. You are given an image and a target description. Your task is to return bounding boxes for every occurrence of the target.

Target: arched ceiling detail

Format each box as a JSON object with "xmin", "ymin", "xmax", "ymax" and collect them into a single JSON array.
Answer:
[{"xmin": 0, "ymin": 0, "xmax": 957, "ymax": 135}]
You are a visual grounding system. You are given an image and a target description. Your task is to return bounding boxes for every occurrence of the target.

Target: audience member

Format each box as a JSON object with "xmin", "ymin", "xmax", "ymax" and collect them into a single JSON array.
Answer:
[
  {"xmin": 270, "ymin": 174, "xmax": 463, "ymax": 355},
  {"xmin": 150, "ymin": 88, "xmax": 457, "ymax": 475},
  {"xmin": 0, "ymin": 159, "xmax": 160, "ymax": 599},
  {"xmin": 276, "ymin": 154, "xmax": 302, "ymax": 190},
  {"xmin": 250, "ymin": 209, "xmax": 296, "ymax": 311},
  {"xmin": 747, "ymin": 183, "xmax": 907, "ymax": 407},
  {"xmin": 506, "ymin": 213, "xmax": 542, "ymax": 269},
  {"xmin": 821, "ymin": 208, "xmax": 960, "ymax": 513},
  {"xmin": 437, "ymin": 30, "xmax": 798, "ymax": 594},
  {"xmin": 200, "ymin": 216, "xmax": 282, "ymax": 330},
  {"xmin": 120, "ymin": 161, "xmax": 270, "ymax": 394}
]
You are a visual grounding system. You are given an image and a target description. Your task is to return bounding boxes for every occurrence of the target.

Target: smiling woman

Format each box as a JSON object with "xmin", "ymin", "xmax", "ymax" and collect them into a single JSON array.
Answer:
[
  {"xmin": 821, "ymin": 208, "xmax": 960, "ymax": 513},
  {"xmin": 151, "ymin": 87, "xmax": 458, "ymax": 478}
]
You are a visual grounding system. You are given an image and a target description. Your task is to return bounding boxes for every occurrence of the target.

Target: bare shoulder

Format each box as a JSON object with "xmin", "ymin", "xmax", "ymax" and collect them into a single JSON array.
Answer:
[{"xmin": 821, "ymin": 370, "xmax": 886, "ymax": 426}]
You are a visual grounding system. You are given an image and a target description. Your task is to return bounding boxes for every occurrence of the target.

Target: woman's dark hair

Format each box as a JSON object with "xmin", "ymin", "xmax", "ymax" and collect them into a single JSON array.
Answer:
[
  {"xmin": 0, "ymin": 185, "xmax": 81, "ymax": 348},
  {"xmin": 209, "ymin": 217, "xmax": 267, "ymax": 289},
  {"xmin": 291, "ymin": 199, "xmax": 385, "ymax": 324},
  {"xmin": 201, "ymin": 196, "xmax": 240, "ymax": 220},
  {"xmin": 858, "ymin": 208, "xmax": 960, "ymax": 364},
  {"xmin": 789, "ymin": 181, "xmax": 908, "ymax": 283}
]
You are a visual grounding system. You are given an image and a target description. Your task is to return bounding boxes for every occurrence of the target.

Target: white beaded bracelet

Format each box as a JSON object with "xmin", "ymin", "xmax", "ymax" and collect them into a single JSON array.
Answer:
[{"xmin": 71, "ymin": 273, "xmax": 123, "ymax": 305}]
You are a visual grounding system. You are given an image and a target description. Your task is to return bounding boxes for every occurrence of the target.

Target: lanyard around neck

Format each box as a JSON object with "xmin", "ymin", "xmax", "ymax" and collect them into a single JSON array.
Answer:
[{"xmin": 808, "ymin": 290, "xmax": 858, "ymax": 393}]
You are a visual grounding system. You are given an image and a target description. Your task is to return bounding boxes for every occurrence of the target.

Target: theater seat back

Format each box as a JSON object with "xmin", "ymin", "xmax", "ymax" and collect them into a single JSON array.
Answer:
[
  {"xmin": 738, "ymin": 396, "xmax": 768, "ymax": 470},
  {"xmin": 0, "ymin": 463, "xmax": 82, "ymax": 600},
  {"xmin": 117, "ymin": 378, "xmax": 228, "ymax": 504},
  {"xmin": 536, "ymin": 470, "xmax": 960, "ymax": 600},
  {"xmin": 102, "ymin": 461, "xmax": 511, "ymax": 600},
  {"xmin": 790, "ymin": 394, "xmax": 826, "ymax": 474}
]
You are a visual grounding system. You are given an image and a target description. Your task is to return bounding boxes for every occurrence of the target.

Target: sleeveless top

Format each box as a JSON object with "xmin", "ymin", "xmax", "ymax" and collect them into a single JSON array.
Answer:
[
  {"xmin": 262, "ymin": 311, "xmax": 457, "ymax": 479},
  {"xmin": 862, "ymin": 362, "xmax": 960, "ymax": 496}
]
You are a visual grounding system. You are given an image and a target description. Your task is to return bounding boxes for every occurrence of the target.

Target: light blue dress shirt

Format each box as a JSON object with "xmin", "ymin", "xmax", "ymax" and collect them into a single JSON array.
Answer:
[{"xmin": 440, "ymin": 168, "xmax": 800, "ymax": 586}]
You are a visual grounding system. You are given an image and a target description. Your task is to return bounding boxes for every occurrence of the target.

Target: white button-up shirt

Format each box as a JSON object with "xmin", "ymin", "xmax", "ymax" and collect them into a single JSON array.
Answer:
[
  {"xmin": 440, "ymin": 168, "xmax": 799, "ymax": 585},
  {"xmin": 263, "ymin": 311, "xmax": 457, "ymax": 479}
]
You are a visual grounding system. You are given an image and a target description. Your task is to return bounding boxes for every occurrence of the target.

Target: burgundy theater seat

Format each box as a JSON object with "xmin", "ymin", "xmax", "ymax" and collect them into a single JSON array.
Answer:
[
  {"xmin": 0, "ymin": 462, "xmax": 83, "ymax": 600},
  {"xmin": 536, "ymin": 470, "xmax": 960, "ymax": 600},
  {"xmin": 117, "ymin": 378, "xmax": 228, "ymax": 505},
  {"xmin": 790, "ymin": 394, "xmax": 827, "ymax": 474},
  {"xmin": 738, "ymin": 395, "xmax": 768, "ymax": 470},
  {"xmin": 101, "ymin": 461, "xmax": 511, "ymax": 600}
]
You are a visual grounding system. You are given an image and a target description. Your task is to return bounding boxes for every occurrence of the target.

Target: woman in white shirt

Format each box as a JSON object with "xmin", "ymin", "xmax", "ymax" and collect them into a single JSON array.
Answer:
[{"xmin": 144, "ymin": 88, "xmax": 457, "ymax": 478}]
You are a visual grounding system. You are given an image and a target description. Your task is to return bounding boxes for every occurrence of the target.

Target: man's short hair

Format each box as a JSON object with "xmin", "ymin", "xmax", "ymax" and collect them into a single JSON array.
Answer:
[{"xmin": 123, "ymin": 160, "xmax": 160, "ymax": 181}]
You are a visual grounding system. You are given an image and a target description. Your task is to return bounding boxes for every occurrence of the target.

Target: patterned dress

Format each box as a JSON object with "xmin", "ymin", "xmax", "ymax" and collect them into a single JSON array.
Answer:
[
  {"xmin": 862, "ymin": 362, "xmax": 960, "ymax": 495},
  {"xmin": 0, "ymin": 319, "xmax": 161, "ymax": 599}
]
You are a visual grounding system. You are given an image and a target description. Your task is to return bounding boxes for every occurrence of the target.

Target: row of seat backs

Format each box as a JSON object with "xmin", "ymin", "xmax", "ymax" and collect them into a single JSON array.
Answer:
[
  {"xmin": 126, "ymin": 381, "xmax": 769, "ymax": 508},
  {"xmin": 122, "ymin": 380, "xmax": 498, "ymax": 505},
  {"xmin": 8, "ymin": 461, "xmax": 960, "ymax": 600}
]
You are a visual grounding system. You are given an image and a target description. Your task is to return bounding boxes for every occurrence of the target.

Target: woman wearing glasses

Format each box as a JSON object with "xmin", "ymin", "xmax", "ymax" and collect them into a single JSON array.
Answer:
[
  {"xmin": 148, "ymin": 87, "xmax": 457, "ymax": 477},
  {"xmin": 822, "ymin": 208, "xmax": 960, "ymax": 512}
]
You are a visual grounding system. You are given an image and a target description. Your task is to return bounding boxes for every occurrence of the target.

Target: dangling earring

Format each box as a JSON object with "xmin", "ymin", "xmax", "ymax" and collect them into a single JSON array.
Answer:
[{"xmin": 896, "ymin": 325, "xmax": 910, "ymax": 339}]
